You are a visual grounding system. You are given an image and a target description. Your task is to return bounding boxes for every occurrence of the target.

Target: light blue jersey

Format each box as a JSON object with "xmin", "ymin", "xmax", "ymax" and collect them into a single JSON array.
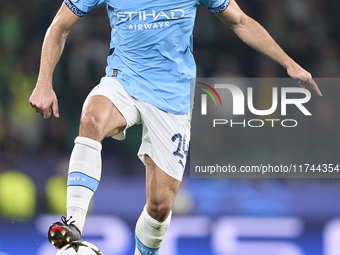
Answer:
[{"xmin": 65, "ymin": 0, "xmax": 229, "ymax": 114}]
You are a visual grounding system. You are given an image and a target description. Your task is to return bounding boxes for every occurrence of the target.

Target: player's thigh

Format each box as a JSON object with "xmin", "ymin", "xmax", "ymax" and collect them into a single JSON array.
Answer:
[
  {"xmin": 80, "ymin": 95, "xmax": 127, "ymax": 140},
  {"xmin": 145, "ymin": 155, "xmax": 181, "ymax": 221}
]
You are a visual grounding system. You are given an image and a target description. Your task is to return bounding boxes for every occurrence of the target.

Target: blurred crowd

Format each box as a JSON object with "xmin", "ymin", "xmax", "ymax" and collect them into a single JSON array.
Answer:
[{"xmin": 0, "ymin": 0, "xmax": 339, "ymax": 217}]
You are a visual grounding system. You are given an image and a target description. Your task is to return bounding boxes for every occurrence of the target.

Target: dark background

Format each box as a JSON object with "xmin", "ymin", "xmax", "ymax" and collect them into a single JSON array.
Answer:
[{"xmin": 0, "ymin": 0, "xmax": 340, "ymax": 254}]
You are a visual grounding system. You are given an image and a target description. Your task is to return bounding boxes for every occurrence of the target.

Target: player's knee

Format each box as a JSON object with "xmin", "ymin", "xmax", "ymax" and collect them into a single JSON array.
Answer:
[
  {"xmin": 148, "ymin": 199, "xmax": 172, "ymax": 222},
  {"xmin": 79, "ymin": 111, "xmax": 104, "ymax": 138}
]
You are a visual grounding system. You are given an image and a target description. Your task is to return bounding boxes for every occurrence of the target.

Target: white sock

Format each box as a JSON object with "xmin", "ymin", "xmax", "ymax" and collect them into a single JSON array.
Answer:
[
  {"xmin": 66, "ymin": 136, "xmax": 102, "ymax": 234},
  {"xmin": 134, "ymin": 206, "xmax": 172, "ymax": 255}
]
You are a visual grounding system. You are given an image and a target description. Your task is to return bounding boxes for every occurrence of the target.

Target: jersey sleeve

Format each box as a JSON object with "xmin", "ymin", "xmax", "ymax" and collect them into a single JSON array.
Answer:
[
  {"xmin": 198, "ymin": 0, "xmax": 230, "ymax": 14},
  {"xmin": 64, "ymin": 0, "xmax": 107, "ymax": 17}
]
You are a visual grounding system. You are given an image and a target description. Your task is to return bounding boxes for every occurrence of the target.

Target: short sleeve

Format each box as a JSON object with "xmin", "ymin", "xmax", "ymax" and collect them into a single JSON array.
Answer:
[
  {"xmin": 64, "ymin": 0, "xmax": 107, "ymax": 17},
  {"xmin": 198, "ymin": 0, "xmax": 230, "ymax": 14}
]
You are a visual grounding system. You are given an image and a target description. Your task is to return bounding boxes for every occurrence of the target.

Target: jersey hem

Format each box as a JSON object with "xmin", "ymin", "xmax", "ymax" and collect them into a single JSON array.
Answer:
[
  {"xmin": 64, "ymin": 0, "xmax": 86, "ymax": 17},
  {"xmin": 208, "ymin": 0, "xmax": 230, "ymax": 14},
  {"xmin": 104, "ymin": 75, "xmax": 191, "ymax": 115}
]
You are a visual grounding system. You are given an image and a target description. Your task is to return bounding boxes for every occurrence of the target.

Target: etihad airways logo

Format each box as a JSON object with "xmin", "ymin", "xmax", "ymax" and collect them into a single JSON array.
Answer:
[{"xmin": 117, "ymin": 9, "xmax": 186, "ymax": 31}]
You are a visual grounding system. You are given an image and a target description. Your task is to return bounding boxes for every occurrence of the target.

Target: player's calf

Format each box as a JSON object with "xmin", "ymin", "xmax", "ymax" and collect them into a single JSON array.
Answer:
[
  {"xmin": 66, "ymin": 136, "xmax": 102, "ymax": 234},
  {"xmin": 134, "ymin": 206, "xmax": 172, "ymax": 255}
]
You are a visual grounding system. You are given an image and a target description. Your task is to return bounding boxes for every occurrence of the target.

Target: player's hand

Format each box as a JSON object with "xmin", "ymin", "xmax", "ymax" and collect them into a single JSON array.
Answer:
[
  {"xmin": 29, "ymin": 84, "xmax": 59, "ymax": 119},
  {"xmin": 287, "ymin": 65, "xmax": 322, "ymax": 96}
]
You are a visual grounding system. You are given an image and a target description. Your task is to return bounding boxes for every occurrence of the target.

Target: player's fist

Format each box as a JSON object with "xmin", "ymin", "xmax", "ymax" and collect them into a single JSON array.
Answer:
[{"xmin": 29, "ymin": 84, "xmax": 59, "ymax": 119}]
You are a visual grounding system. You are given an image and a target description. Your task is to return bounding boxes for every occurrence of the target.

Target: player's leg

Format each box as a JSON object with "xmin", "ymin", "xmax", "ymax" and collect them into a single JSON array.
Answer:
[
  {"xmin": 133, "ymin": 101, "xmax": 190, "ymax": 255},
  {"xmin": 145, "ymin": 155, "xmax": 181, "ymax": 221},
  {"xmin": 48, "ymin": 94, "xmax": 126, "ymax": 248},
  {"xmin": 134, "ymin": 155, "xmax": 181, "ymax": 255},
  {"xmin": 66, "ymin": 94, "xmax": 126, "ymax": 230},
  {"xmin": 48, "ymin": 78, "xmax": 138, "ymax": 249}
]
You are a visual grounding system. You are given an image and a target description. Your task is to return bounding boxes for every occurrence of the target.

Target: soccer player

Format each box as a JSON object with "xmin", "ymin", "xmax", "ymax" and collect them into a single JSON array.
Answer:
[{"xmin": 29, "ymin": 0, "xmax": 322, "ymax": 254}]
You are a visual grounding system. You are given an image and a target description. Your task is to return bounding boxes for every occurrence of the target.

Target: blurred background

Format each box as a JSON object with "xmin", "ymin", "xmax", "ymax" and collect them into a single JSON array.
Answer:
[{"xmin": 0, "ymin": 0, "xmax": 340, "ymax": 254}]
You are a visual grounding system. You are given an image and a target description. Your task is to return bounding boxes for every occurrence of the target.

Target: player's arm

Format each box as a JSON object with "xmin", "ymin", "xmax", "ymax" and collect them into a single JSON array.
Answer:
[
  {"xmin": 215, "ymin": 0, "xmax": 322, "ymax": 96},
  {"xmin": 29, "ymin": 3, "xmax": 81, "ymax": 119}
]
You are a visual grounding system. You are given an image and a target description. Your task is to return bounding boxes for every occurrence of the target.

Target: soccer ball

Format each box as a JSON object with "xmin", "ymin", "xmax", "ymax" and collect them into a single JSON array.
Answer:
[{"xmin": 56, "ymin": 241, "xmax": 103, "ymax": 255}]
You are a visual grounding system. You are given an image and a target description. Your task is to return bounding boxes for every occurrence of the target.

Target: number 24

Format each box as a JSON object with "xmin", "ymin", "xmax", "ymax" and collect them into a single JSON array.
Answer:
[{"xmin": 171, "ymin": 133, "xmax": 188, "ymax": 159}]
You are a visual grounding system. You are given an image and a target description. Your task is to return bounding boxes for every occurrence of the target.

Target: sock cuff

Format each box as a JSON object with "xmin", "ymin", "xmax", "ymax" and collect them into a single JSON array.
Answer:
[
  {"xmin": 143, "ymin": 205, "xmax": 172, "ymax": 229},
  {"xmin": 75, "ymin": 136, "xmax": 102, "ymax": 151}
]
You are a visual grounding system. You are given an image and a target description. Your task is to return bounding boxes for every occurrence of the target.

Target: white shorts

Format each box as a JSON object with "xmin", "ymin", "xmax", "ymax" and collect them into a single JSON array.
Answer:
[{"xmin": 85, "ymin": 77, "xmax": 191, "ymax": 181}]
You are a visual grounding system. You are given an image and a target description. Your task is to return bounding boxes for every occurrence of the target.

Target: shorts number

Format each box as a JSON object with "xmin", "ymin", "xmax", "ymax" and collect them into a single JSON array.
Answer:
[{"xmin": 171, "ymin": 133, "xmax": 188, "ymax": 159}]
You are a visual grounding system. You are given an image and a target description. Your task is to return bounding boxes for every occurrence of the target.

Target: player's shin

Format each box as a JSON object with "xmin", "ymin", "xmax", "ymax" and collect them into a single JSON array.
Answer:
[
  {"xmin": 134, "ymin": 206, "xmax": 172, "ymax": 255},
  {"xmin": 66, "ymin": 136, "xmax": 102, "ymax": 234}
]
